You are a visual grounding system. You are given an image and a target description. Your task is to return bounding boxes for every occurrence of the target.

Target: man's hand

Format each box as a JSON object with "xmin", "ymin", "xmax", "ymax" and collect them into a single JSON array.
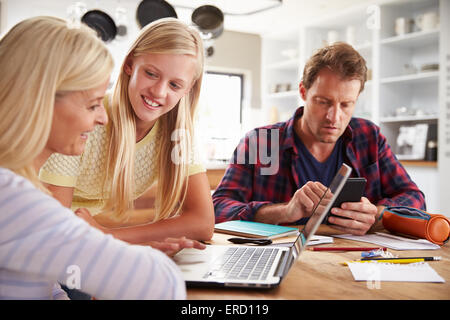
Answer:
[
  {"xmin": 327, "ymin": 197, "xmax": 378, "ymax": 235},
  {"xmin": 254, "ymin": 181, "xmax": 328, "ymax": 225},
  {"xmin": 285, "ymin": 181, "xmax": 328, "ymax": 223}
]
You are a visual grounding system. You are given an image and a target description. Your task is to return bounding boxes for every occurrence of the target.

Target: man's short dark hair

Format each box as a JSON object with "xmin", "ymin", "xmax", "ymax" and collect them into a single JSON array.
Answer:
[{"xmin": 302, "ymin": 42, "xmax": 367, "ymax": 93}]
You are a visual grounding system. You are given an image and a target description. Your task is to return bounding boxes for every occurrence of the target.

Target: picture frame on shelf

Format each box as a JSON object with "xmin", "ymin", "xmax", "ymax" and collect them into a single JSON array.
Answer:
[{"xmin": 396, "ymin": 123, "xmax": 429, "ymax": 160}]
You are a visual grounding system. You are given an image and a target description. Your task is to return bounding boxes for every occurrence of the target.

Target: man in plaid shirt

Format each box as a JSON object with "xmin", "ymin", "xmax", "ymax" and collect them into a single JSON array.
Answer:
[{"xmin": 213, "ymin": 43, "xmax": 425, "ymax": 236}]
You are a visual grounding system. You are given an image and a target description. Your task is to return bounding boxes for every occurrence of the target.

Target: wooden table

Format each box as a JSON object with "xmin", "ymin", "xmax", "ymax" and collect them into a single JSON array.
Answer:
[{"xmin": 187, "ymin": 226, "xmax": 450, "ymax": 300}]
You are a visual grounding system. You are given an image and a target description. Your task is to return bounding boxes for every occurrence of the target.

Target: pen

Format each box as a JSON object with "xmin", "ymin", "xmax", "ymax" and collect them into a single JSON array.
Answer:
[
  {"xmin": 308, "ymin": 247, "xmax": 387, "ymax": 252},
  {"xmin": 361, "ymin": 256, "xmax": 441, "ymax": 261},
  {"xmin": 341, "ymin": 257, "xmax": 441, "ymax": 266}
]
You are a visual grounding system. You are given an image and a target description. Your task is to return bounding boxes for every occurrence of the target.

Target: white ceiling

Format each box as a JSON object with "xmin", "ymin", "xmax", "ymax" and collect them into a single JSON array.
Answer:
[
  {"xmin": 6, "ymin": 0, "xmax": 379, "ymax": 37},
  {"xmin": 170, "ymin": 0, "xmax": 377, "ymax": 36}
]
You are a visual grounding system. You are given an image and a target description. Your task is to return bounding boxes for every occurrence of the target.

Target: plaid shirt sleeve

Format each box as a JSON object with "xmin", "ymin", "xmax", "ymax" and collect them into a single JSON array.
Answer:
[{"xmin": 212, "ymin": 134, "xmax": 272, "ymax": 223}]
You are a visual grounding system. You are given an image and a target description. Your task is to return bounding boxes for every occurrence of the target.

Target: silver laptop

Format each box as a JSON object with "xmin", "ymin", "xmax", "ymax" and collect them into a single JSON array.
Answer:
[{"xmin": 173, "ymin": 163, "xmax": 352, "ymax": 288}]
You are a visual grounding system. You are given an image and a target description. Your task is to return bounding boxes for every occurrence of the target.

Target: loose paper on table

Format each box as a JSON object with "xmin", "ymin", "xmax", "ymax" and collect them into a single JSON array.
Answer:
[{"xmin": 333, "ymin": 232, "xmax": 440, "ymax": 250}]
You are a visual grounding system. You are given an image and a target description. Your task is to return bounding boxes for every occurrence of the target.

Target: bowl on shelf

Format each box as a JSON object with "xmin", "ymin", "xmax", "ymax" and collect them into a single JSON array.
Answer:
[{"xmin": 420, "ymin": 63, "xmax": 439, "ymax": 72}]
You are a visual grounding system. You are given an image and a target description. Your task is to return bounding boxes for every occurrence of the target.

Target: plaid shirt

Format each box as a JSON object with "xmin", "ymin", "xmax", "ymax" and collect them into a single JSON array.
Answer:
[{"xmin": 213, "ymin": 107, "xmax": 426, "ymax": 223}]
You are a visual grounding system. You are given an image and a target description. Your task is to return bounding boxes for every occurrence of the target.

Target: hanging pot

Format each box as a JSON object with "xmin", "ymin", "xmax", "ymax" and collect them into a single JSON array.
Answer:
[
  {"xmin": 136, "ymin": 0, "xmax": 178, "ymax": 28},
  {"xmin": 191, "ymin": 5, "xmax": 224, "ymax": 39},
  {"xmin": 81, "ymin": 10, "xmax": 117, "ymax": 42}
]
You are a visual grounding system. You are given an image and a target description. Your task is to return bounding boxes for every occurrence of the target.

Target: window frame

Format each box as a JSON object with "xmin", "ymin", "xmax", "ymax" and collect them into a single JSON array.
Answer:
[{"xmin": 203, "ymin": 70, "xmax": 244, "ymax": 125}]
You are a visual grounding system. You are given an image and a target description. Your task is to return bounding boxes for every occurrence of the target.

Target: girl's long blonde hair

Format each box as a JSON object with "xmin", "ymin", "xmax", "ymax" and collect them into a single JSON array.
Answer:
[
  {"xmin": 104, "ymin": 18, "xmax": 204, "ymax": 221},
  {"xmin": 0, "ymin": 16, "xmax": 113, "ymax": 190}
]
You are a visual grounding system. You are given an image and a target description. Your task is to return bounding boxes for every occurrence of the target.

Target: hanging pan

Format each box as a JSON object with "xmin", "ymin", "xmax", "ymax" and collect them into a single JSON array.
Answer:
[
  {"xmin": 81, "ymin": 10, "xmax": 117, "ymax": 42},
  {"xmin": 136, "ymin": 0, "xmax": 178, "ymax": 28},
  {"xmin": 191, "ymin": 5, "xmax": 224, "ymax": 39}
]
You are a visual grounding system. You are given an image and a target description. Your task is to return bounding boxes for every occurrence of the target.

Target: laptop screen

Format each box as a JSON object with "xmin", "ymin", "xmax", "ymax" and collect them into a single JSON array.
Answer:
[{"xmin": 292, "ymin": 163, "xmax": 352, "ymax": 258}]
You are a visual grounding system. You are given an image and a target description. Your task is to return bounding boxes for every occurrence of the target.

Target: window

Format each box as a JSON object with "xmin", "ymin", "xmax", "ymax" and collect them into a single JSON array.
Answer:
[{"xmin": 196, "ymin": 71, "xmax": 244, "ymax": 164}]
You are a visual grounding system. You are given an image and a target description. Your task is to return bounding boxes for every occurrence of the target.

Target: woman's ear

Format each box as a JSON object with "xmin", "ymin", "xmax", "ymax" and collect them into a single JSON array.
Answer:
[{"xmin": 123, "ymin": 57, "xmax": 133, "ymax": 76}]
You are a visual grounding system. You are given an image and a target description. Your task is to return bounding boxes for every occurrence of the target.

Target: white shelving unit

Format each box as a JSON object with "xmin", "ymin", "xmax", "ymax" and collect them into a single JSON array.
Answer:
[
  {"xmin": 377, "ymin": 0, "xmax": 441, "ymax": 212},
  {"xmin": 378, "ymin": 0, "xmax": 440, "ymax": 162},
  {"xmin": 300, "ymin": 3, "xmax": 376, "ymax": 121},
  {"xmin": 260, "ymin": 0, "xmax": 449, "ymax": 214},
  {"xmin": 260, "ymin": 29, "xmax": 301, "ymax": 123}
]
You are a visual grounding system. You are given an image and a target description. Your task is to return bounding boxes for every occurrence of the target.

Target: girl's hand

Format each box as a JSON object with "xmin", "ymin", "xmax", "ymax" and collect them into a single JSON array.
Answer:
[
  {"xmin": 146, "ymin": 236, "xmax": 206, "ymax": 257},
  {"xmin": 74, "ymin": 208, "xmax": 107, "ymax": 232}
]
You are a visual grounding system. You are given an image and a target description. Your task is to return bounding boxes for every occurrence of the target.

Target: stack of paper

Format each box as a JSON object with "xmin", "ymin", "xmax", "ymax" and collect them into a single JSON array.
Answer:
[{"xmin": 333, "ymin": 232, "xmax": 440, "ymax": 250}]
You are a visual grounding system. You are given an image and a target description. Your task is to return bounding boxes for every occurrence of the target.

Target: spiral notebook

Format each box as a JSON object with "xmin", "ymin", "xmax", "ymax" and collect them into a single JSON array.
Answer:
[{"xmin": 347, "ymin": 262, "xmax": 445, "ymax": 283}]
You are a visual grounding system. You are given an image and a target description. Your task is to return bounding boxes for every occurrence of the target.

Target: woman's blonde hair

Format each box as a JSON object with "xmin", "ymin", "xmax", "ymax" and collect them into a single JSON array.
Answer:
[
  {"xmin": 104, "ymin": 18, "xmax": 204, "ymax": 221},
  {"xmin": 0, "ymin": 16, "xmax": 113, "ymax": 190}
]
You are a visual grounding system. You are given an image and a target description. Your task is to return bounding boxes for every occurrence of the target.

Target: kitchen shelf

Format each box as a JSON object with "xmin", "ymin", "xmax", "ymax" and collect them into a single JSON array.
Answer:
[
  {"xmin": 267, "ymin": 90, "xmax": 298, "ymax": 99},
  {"xmin": 400, "ymin": 160, "xmax": 437, "ymax": 168},
  {"xmin": 380, "ymin": 71, "xmax": 439, "ymax": 84},
  {"xmin": 380, "ymin": 115, "xmax": 438, "ymax": 123},
  {"xmin": 381, "ymin": 29, "xmax": 439, "ymax": 48},
  {"xmin": 354, "ymin": 42, "xmax": 372, "ymax": 52},
  {"xmin": 265, "ymin": 58, "xmax": 299, "ymax": 70},
  {"xmin": 261, "ymin": 29, "xmax": 301, "ymax": 123}
]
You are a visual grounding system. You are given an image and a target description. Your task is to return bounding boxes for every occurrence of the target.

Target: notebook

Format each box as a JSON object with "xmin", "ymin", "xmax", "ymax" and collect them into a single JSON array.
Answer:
[
  {"xmin": 173, "ymin": 163, "xmax": 352, "ymax": 288},
  {"xmin": 214, "ymin": 220, "xmax": 298, "ymax": 239}
]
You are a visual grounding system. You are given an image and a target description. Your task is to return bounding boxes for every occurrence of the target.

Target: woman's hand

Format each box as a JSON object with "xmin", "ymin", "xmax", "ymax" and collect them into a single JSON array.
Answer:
[{"xmin": 145, "ymin": 236, "xmax": 206, "ymax": 257}]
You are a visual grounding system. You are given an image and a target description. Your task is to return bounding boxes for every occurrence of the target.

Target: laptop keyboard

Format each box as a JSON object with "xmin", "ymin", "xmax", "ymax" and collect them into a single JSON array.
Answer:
[{"xmin": 203, "ymin": 247, "xmax": 278, "ymax": 281}]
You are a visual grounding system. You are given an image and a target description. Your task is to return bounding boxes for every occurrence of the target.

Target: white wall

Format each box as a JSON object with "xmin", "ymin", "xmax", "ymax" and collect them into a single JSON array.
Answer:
[
  {"xmin": 205, "ymin": 30, "xmax": 263, "ymax": 133},
  {"xmin": 438, "ymin": 0, "xmax": 450, "ymax": 216},
  {"xmin": 206, "ymin": 30, "xmax": 261, "ymax": 110},
  {"xmin": 403, "ymin": 166, "xmax": 440, "ymax": 214},
  {"xmin": 2, "ymin": 0, "xmax": 143, "ymax": 83},
  {"xmin": 2, "ymin": 0, "xmax": 261, "ymax": 105}
]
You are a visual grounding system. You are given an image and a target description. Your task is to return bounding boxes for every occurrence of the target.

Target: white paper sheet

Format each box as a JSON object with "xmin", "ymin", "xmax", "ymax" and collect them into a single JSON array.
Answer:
[
  {"xmin": 347, "ymin": 262, "xmax": 445, "ymax": 283},
  {"xmin": 307, "ymin": 235, "xmax": 333, "ymax": 246},
  {"xmin": 333, "ymin": 232, "xmax": 440, "ymax": 250}
]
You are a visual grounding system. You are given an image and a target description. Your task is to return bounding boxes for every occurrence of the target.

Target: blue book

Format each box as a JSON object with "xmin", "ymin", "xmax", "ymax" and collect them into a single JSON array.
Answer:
[{"xmin": 214, "ymin": 220, "xmax": 298, "ymax": 239}]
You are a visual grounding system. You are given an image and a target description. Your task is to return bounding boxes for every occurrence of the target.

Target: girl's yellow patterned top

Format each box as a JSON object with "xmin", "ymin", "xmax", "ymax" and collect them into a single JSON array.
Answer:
[{"xmin": 39, "ymin": 100, "xmax": 204, "ymax": 215}]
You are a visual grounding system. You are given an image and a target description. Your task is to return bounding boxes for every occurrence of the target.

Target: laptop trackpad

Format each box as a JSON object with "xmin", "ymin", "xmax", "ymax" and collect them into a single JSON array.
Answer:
[{"xmin": 173, "ymin": 246, "xmax": 229, "ymax": 280}]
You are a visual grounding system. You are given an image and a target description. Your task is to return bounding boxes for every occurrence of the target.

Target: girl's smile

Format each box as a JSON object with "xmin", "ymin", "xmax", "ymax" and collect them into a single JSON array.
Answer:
[{"xmin": 124, "ymin": 53, "xmax": 197, "ymax": 140}]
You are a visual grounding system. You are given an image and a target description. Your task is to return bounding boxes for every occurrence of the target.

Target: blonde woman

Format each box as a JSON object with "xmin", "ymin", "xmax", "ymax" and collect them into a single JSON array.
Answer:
[
  {"xmin": 39, "ymin": 18, "xmax": 214, "ymax": 244},
  {"xmin": 0, "ymin": 16, "xmax": 191, "ymax": 299}
]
